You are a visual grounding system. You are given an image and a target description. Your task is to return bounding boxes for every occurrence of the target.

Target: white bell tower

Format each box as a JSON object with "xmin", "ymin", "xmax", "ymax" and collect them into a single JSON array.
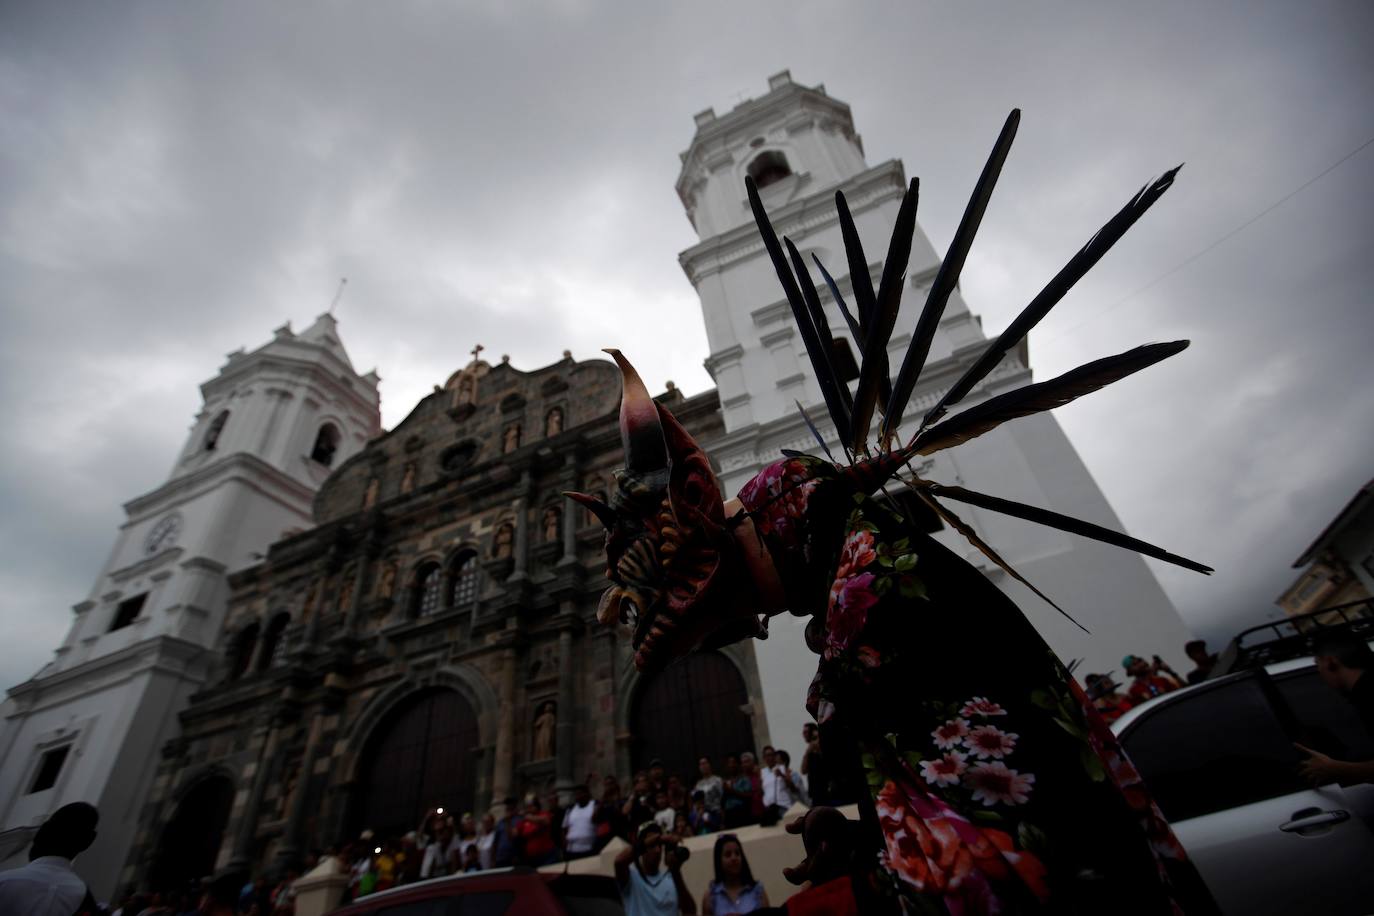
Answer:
[
  {"xmin": 678, "ymin": 72, "xmax": 1198, "ymax": 748},
  {"xmin": 0, "ymin": 313, "xmax": 381, "ymax": 899}
]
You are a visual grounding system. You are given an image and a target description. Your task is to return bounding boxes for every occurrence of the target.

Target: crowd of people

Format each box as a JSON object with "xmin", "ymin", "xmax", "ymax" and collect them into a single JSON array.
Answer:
[
  {"xmin": 1084, "ymin": 641, "xmax": 1219, "ymax": 723},
  {"xmin": 335, "ymin": 732, "xmax": 829, "ymax": 903}
]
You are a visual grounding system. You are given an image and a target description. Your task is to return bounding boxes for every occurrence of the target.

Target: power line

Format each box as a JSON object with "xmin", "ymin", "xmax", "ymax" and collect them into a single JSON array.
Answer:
[{"xmin": 1040, "ymin": 133, "xmax": 1374, "ymax": 347}]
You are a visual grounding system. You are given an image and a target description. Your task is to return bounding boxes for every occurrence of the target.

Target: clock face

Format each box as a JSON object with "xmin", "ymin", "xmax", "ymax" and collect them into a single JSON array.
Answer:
[{"xmin": 145, "ymin": 514, "xmax": 183, "ymax": 555}]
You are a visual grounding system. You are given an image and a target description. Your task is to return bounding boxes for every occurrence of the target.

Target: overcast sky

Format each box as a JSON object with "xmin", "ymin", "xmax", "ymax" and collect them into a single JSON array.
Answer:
[{"xmin": 3, "ymin": 1, "xmax": 1372, "ymax": 690}]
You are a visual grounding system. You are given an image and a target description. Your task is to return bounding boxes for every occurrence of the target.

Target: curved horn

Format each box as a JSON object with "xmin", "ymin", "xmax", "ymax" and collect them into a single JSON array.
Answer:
[
  {"xmin": 564, "ymin": 491, "xmax": 616, "ymax": 530},
  {"xmin": 604, "ymin": 348, "xmax": 667, "ymax": 472}
]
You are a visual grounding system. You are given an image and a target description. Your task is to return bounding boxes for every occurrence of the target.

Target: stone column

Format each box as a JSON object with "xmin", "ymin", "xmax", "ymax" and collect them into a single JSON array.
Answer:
[
  {"xmin": 554, "ymin": 624, "xmax": 576, "ymax": 803},
  {"xmin": 271, "ymin": 685, "xmax": 339, "ymax": 873},
  {"xmin": 489, "ymin": 645, "xmax": 518, "ymax": 808},
  {"xmin": 228, "ymin": 711, "xmax": 290, "ymax": 873},
  {"xmin": 558, "ymin": 496, "xmax": 578, "ymax": 567},
  {"xmin": 344, "ymin": 545, "xmax": 373, "ymax": 631},
  {"xmin": 509, "ymin": 491, "xmax": 530, "ymax": 582}
]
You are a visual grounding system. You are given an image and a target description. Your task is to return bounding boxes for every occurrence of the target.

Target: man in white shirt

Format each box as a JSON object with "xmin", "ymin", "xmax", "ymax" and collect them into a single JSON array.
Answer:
[
  {"xmin": 759, "ymin": 746, "xmax": 780, "ymax": 823},
  {"xmin": 562, "ymin": 783, "xmax": 598, "ymax": 860},
  {"xmin": 772, "ymin": 750, "xmax": 808, "ymax": 809},
  {"xmin": 0, "ymin": 802, "xmax": 99, "ymax": 916}
]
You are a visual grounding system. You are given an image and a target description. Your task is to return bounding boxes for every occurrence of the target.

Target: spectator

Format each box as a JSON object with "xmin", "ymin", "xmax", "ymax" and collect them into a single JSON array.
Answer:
[
  {"xmin": 666, "ymin": 775, "xmax": 689, "ymax": 814},
  {"xmin": 739, "ymin": 752, "xmax": 765, "ymax": 824},
  {"xmin": 398, "ymin": 833, "xmax": 421, "ymax": 884},
  {"xmin": 759, "ymin": 747, "xmax": 781, "ymax": 825},
  {"xmin": 652, "ymin": 790, "xmax": 676, "ymax": 833},
  {"xmin": 800, "ymin": 724, "xmax": 828, "ymax": 806},
  {"xmin": 595, "ymin": 776, "xmax": 628, "ymax": 849},
  {"xmin": 421, "ymin": 820, "xmax": 456, "ymax": 878},
  {"xmin": 623, "ymin": 772, "xmax": 655, "ymax": 835},
  {"xmin": 693, "ymin": 757, "xmax": 724, "ymax": 818},
  {"xmin": 455, "ymin": 814, "xmax": 478, "ymax": 871},
  {"xmin": 687, "ymin": 791, "xmax": 721, "ymax": 835},
  {"xmin": 475, "ymin": 813, "xmax": 497, "ymax": 870},
  {"xmin": 463, "ymin": 845, "xmax": 483, "ymax": 873},
  {"xmin": 1184, "ymin": 640, "xmax": 1219, "ymax": 684},
  {"xmin": 1123, "ymin": 654, "xmax": 1181, "ymax": 703},
  {"xmin": 614, "ymin": 822, "xmax": 695, "ymax": 916},
  {"xmin": 492, "ymin": 799, "xmax": 524, "ymax": 868},
  {"xmin": 198, "ymin": 873, "xmax": 246, "ymax": 916},
  {"xmin": 673, "ymin": 811, "xmax": 692, "ymax": 840},
  {"xmin": 0, "ymin": 801, "xmax": 100, "ymax": 916},
  {"xmin": 374, "ymin": 839, "xmax": 399, "ymax": 891},
  {"xmin": 1296, "ymin": 631, "xmax": 1374, "ymax": 785},
  {"xmin": 563, "ymin": 783, "xmax": 599, "ymax": 860},
  {"xmin": 517, "ymin": 797, "xmax": 557, "ymax": 866},
  {"xmin": 269, "ymin": 867, "xmax": 298, "ymax": 915},
  {"xmin": 772, "ymin": 750, "xmax": 807, "ymax": 812},
  {"xmin": 721, "ymin": 756, "xmax": 749, "ymax": 828},
  {"xmin": 701, "ymin": 832, "xmax": 769, "ymax": 915},
  {"xmin": 649, "ymin": 759, "xmax": 668, "ymax": 791},
  {"xmin": 1085, "ymin": 672, "xmax": 1134, "ymax": 724}
]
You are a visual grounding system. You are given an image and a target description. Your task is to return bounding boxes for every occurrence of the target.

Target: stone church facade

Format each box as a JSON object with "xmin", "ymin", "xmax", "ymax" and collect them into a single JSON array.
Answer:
[{"xmin": 123, "ymin": 354, "xmax": 766, "ymax": 888}]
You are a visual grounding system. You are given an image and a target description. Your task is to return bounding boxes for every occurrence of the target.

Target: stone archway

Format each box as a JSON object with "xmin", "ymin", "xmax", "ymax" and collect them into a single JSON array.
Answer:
[
  {"xmin": 146, "ymin": 771, "xmax": 235, "ymax": 891},
  {"xmin": 629, "ymin": 650, "xmax": 756, "ymax": 786},
  {"xmin": 350, "ymin": 687, "xmax": 480, "ymax": 840}
]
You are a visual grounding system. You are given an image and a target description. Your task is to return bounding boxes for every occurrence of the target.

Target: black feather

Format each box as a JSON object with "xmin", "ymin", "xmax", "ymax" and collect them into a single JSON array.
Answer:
[
  {"xmin": 850, "ymin": 177, "xmax": 918, "ymax": 453},
  {"xmin": 836, "ymin": 190, "xmax": 878, "ymax": 339},
  {"xmin": 796, "ymin": 400, "xmax": 836, "ymax": 463},
  {"xmin": 884, "ymin": 110, "xmax": 1019, "ymax": 440},
  {"xmin": 747, "ymin": 176, "xmax": 852, "ymax": 445},
  {"xmin": 924, "ymin": 481, "xmax": 1213, "ymax": 574},
  {"xmin": 787, "ymin": 239, "xmax": 854, "ymax": 418},
  {"xmin": 912, "ymin": 487, "xmax": 1087, "ymax": 633},
  {"xmin": 923, "ymin": 165, "xmax": 1182, "ymax": 428},
  {"xmin": 912, "ymin": 341, "xmax": 1189, "ymax": 455},
  {"xmin": 816, "ymin": 254, "xmax": 891, "ymax": 413},
  {"xmin": 813, "ymin": 254, "xmax": 863, "ymax": 345}
]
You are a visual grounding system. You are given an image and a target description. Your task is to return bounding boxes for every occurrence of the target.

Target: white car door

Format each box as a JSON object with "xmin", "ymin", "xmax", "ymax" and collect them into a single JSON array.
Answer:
[{"xmin": 1118, "ymin": 671, "xmax": 1374, "ymax": 915}]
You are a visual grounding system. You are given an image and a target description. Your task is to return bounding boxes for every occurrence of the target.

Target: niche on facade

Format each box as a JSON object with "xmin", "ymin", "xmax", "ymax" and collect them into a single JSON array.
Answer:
[
  {"xmin": 491, "ymin": 522, "xmax": 515, "ymax": 560},
  {"xmin": 544, "ymin": 407, "xmax": 564, "ymax": 438},
  {"xmin": 439, "ymin": 440, "xmax": 480, "ymax": 475},
  {"xmin": 531, "ymin": 700, "xmax": 557, "ymax": 760},
  {"xmin": 502, "ymin": 424, "xmax": 521, "ymax": 454}
]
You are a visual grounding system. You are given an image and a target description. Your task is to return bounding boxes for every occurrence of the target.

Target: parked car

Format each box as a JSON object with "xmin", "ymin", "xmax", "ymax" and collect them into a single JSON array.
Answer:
[
  {"xmin": 329, "ymin": 867, "xmax": 623, "ymax": 916},
  {"xmin": 1113, "ymin": 654, "xmax": 1374, "ymax": 914}
]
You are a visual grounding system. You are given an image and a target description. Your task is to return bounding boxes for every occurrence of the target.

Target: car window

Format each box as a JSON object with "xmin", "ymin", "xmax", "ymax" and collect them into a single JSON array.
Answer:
[
  {"xmin": 376, "ymin": 901, "xmax": 457, "ymax": 916},
  {"xmin": 1275, "ymin": 668, "xmax": 1374, "ymax": 761},
  {"xmin": 456, "ymin": 891, "xmax": 515, "ymax": 915},
  {"xmin": 1119, "ymin": 673, "xmax": 1306, "ymax": 821}
]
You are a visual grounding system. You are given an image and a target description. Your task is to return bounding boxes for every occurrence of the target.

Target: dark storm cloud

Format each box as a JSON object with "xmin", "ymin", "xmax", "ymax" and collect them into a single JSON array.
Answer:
[{"xmin": 2, "ymin": 0, "xmax": 1372, "ymax": 685}]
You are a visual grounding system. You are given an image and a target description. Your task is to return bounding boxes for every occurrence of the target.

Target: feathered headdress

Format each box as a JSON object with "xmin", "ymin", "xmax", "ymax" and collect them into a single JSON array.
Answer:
[{"xmin": 746, "ymin": 109, "xmax": 1210, "ymax": 627}]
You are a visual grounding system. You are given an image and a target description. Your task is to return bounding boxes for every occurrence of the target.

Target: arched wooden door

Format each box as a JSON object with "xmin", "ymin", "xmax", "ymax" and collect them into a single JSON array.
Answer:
[
  {"xmin": 353, "ymin": 688, "xmax": 479, "ymax": 838},
  {"xmin": 147, "ymin": 773, "xmax": 234, "ymax": 891},
  {"xmin": 632, "ymin": 650, "xmax": 754, "ymax": 785}
]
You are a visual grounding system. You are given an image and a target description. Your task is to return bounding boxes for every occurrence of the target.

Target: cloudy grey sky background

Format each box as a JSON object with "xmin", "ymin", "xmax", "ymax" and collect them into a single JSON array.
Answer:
[{"xmin": 2, "ymin": 1, "xmax": 1372, "ymax": 689}]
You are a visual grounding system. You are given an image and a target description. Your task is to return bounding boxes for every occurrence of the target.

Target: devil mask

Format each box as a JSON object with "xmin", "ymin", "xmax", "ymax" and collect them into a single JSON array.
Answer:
[{"xmin": 566, "ymin": 350, "xmax": 768, "ymax": 672}]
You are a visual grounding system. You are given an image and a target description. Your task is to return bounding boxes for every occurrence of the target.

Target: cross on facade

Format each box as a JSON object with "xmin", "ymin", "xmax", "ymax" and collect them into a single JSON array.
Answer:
[{"xmin": 470, "ymin": 343, "xmax": 484, "ymax": 364}]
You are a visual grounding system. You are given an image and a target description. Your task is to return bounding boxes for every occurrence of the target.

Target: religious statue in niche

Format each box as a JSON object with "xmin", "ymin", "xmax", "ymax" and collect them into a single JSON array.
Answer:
[
  {"xmin": 377, "ymin": 562, "xmax": 398, "ymax": 600},
  {"xmin": 542, "ymin": 507, "xmax": 561, "ymax": 543},
  {"xmin": 456, "ymin": 373, "xmax": 476, "ymax": 405},
  {"xmin": 400, "ymin": 463, "xmax": 417, "ymax": 495},
  {"xmin": 531, "ymin": 701, "xmax": 556, "ymax": 760},
  {"xmin": 493, "ymin": 523, "xmax": 515, "ymax": 560},
  {"xmin": 361, "ymin": 476, "xmax": 380, "ymax": 510},
  {"xmin": 503, "ymin": 424, "xmax": 521, "ymax": 454},
  {"xmin": 336, "ymin": 575, "xmax": 355, "ymax": 615},
  {"xmin": 544, "ymin": 407, "xmax": 563, "ymax": 437},
  {"xmin": 301, "ymin": 582, "xmax": 318, "ymax": 623}
]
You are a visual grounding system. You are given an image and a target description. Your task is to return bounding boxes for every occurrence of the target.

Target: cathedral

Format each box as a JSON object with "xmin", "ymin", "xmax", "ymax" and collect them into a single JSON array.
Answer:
[{"xmin": 0, "ymin": 71, "xmax": 1199, "ymax": 897}]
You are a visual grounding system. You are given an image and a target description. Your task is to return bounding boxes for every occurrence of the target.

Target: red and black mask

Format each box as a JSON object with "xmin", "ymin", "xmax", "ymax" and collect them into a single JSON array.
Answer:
[{"xmin": 566, "ymin": 351, "xmax": 759, "ymax": 672}]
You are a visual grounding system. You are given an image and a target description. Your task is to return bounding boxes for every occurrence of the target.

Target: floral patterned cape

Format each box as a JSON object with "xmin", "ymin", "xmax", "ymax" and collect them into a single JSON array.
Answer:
[{"xmin": 738, "ymin": 455, "xmax": 1218, "ymax": 915}]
